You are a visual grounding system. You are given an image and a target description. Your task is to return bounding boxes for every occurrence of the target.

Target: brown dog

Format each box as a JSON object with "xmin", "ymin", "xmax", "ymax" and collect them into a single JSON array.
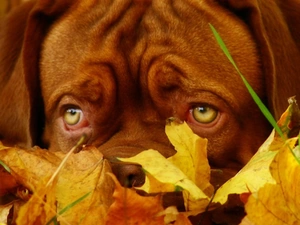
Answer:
[{"xmin": 1, "ymin": 0, "xmax": 300, "ymax": 215}]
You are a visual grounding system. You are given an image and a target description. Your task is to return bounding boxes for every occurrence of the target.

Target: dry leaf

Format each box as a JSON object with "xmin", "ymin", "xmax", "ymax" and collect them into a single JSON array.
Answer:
[
  {"xmin": 105, "ymin": 173, "xmax": 165, "ymax": 225},
  {"xmin": 54, "ymin": 146, "xmax": 114, "ymax": 225},
  {"xmin": 0, "ymin": 144, "xmax": 114, "ymax": 225},
  {"xmin": 239, "ymin": 216, "xmax": 255, "ymax": 225},
  {"xmin": 173, "ymin": 213, "xmax": 193, "ymax": 225},
  {"xmin": 160, "ymin": 206, "xmax": 192, "ymax": 225},
  {"xmin": 16, "ymin": 175, "xmax": 57, "ymax": 225},
  {"xmin": 166, "ymin": 121, "xmax": 213, "ymax": 195},
  {"xmin": 0, "ymin": 205, "xmax": 12, "ymax": 224},
  {"xmin": 106, "ymin": 174, "xmax": 192, "ymax": 225},
  {"xmin": 119, "ymin": 122, "xmax": 214, "ymax": 214},
  {"xmin": 213, "ymin": 131, "xmax": 278, "ymax": 204},
  {"xmin": 213, "ymin": 101, "xmax": 297, "ymax": 205},
  {"xmin": 245, "ymin": 137, "xmax": 300, "ymax": 225}
]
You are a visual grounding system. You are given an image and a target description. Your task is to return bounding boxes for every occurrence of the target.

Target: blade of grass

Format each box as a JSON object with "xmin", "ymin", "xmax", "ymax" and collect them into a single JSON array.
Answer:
[
  {"xmin": 46, "ymin": 192, "xmax": 91, "ymax": 225},
  {"xmin": 0, "ymin": 160, "xmax": 11, "ymax": 173},
  {"xmin": 209, "ymin": 23, "xmax": 284, "ymax": 139}
]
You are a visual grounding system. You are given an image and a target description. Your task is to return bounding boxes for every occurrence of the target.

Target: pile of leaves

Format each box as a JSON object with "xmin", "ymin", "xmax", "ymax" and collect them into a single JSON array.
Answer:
[{"xmin": 0, "ymin": 98, "xmax": 299, "ymax": 225}]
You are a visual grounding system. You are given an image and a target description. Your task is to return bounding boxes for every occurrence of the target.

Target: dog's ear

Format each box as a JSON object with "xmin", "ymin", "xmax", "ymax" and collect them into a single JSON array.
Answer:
[
  {"xmin": 217, "ymin": 0, "xmax": 300, "ymax": 119},
  {"xmin": 0, "ymin": 0, "xmax": 74, "ymax": 148}
]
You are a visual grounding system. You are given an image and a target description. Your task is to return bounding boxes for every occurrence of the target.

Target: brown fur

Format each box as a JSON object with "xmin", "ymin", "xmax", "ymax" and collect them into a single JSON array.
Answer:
[{"xmin": 1, "ymin": 0, "xmax": 300, "ymax": 219}]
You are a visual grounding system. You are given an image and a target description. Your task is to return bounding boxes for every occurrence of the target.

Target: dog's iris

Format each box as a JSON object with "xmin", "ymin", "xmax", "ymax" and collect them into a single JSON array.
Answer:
[
  {"xmin": 192, "ymin": 106, "xmax": 218, "ymax": 124},
  {"xmin": 64, "ymin": 108, "xmax": 82, "ymax": 125}
]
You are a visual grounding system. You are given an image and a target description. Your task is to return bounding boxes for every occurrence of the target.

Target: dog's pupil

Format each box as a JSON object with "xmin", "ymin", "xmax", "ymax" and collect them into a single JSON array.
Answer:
[
  {"xmin": 67, "ymin": 109, "xmax": 78, "ymax": 116},
  {"xmin": 198, "ymin": 106, "xmax": 207, "ymax": 114}
]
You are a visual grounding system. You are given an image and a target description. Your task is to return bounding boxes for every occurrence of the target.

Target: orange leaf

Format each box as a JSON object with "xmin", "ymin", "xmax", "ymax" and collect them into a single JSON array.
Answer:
[
  {"xmin": 105, "ymin": 173, "xmax": 165, "ymax": 225},
  {"xmin": 173, "ymin": 213, "xmax": 192, "ymax": 225}
]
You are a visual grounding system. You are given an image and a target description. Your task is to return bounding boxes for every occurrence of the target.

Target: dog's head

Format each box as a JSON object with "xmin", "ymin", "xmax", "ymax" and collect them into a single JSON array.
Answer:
[{"xmin": 1, "ymin": 0, "xmax": 300, "ymax": 187}]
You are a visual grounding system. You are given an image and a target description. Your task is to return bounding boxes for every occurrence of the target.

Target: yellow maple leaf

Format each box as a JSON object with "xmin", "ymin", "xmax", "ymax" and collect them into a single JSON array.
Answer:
[
  {"xmin": 119, "ymin": 149, "xmax": 210, "ymax": 208},
  {"xmin": 0, "ymin": 144, "xmax": 114, "ymax": 225},
  {"xmin": 245, "ymin": 137, "xmax": 300, "ymax": 225},
  {"xmin": 54, "ymin": 146, "xmax": 114, "ymax": 225},
  {"xmin": 119, "ymin": 121, "xmax": 214, "ymax": 214},
  {"xmin": 213, "ymin": 100, "xmax": 297, "ymax": 205},
  {"xmin": 166, "ymin": 121, "xmax": 213, "ymax": 195},
  {"xmin": 16, "ymin": 175, "xmax": 57, "ymax": 225},
  {"xmin": 212, "ymin": 131, "xmax": 278, "ymax": 204}
]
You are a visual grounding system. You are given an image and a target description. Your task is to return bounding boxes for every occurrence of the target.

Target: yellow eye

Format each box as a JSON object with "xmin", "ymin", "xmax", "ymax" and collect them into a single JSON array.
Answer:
[
  {"xmin": 63, "ymin": 108, "xmax": 82, "ymax": 125},
  {"xmin": 192, "ymin": 106, "xmax": 218, "ymax": 124}
]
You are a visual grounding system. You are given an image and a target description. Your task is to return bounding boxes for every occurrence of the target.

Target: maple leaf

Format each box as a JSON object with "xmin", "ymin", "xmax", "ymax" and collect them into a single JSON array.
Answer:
[
  {"xmin": 0, "ymin": 144, "xmax": 114, "ymax": 225},
  {"xmin": 16, "ymin": 175, "xmax": 57, "ymax": 225},
  {"xmin": 105, "ymin": 173, "xmax": 165, "ymax": 225},
  {"xmin": 105, "ymin": 173, "xmax": 192, "ymax": 225},
  {"xmin": 166, "ymin": 120, "xmax": 213, "ymax": 196},
  {"xmin": 213, "ymin": 99, "xmax": 298, "ymax": 205},
  {"xmin": 0, "ymin": 205, "xmax": 11, "ymax": 224},
  {"xmin": 119, "ymin": 121, "xmax": 215, "ymax": 215},
  {"xmin": 245, "ymin": 137, "xmax": 300, "ymax": 224}
]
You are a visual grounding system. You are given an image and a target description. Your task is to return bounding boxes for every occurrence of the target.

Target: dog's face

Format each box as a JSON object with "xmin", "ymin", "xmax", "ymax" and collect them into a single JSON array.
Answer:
[
  {"xmin": 39, "ymin": 0, "xmax": 271, "ymax": 185},
  {"xmin": 2, "ymin": 0, "xmax": 300, "ymax": 189}
]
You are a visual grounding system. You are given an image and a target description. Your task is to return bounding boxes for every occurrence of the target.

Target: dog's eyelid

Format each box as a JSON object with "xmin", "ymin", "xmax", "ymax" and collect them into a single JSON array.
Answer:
[{"xmin": 61, "ymin": 103, "xmax": 81, "ymax": 111}]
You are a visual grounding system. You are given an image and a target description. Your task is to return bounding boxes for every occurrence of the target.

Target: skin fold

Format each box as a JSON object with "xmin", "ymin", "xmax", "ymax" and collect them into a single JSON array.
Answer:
[{"xmin": 1, "ymin": 0, "xmax": 300, "ymax": 223}]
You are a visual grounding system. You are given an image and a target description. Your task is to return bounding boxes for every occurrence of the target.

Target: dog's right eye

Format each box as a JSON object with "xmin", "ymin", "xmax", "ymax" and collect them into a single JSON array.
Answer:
[{"xmin": 63, "ymin": 108, "xmax": 83, "ymax": 125}]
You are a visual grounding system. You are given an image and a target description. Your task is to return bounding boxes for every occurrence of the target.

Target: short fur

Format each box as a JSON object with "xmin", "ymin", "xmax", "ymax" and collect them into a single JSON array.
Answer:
[{"xmin": 1, "ymin": 0, "xmax": 300, "ymax": 220}]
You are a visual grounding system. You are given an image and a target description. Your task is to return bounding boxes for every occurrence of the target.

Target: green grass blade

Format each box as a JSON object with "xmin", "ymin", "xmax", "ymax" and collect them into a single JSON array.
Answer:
[
  {"xmin": 0, "ymin": 160, "xmax": 11, "ymax": 173},
  {"xmin": 46, "ymin": 192, "xmax": 91, "ymax": 225},
  {"xmin": 209, "ymin": 24, "xmax": 284, "ymax": 139}
]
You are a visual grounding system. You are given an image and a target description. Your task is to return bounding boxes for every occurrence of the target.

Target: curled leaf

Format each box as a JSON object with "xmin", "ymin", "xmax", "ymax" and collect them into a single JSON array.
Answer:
[
  {"xmin": 105, "ymin": 173, "xmax": 165, "ymax": 225},
  {"xmin": 0, "ymin": 144, "xmax": 114, "ymax": 225},
  {"xmin": 213, "ymin": 101, "xmax": 297, "ymax": 205},
  {"xmin": 166, "ymin": 121, "xmax": 213, "ymax": 195},
  {"xmin": 245, "ymin": 137, "xmax": 300, "ymax": 224},
  {"xmin": 119, "ymin": 122, "xmax": 214, "ymax": 214}
]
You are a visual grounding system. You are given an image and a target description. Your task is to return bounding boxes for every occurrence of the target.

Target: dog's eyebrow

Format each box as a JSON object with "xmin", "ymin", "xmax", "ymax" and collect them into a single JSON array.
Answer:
[{"xmin": 44, "ymin": 82, "xmax": 104, "ymax": 113}]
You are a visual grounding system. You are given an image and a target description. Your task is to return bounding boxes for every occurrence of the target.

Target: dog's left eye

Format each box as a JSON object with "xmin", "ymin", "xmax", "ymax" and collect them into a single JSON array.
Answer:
[
  {"xmin": 190, "ymin": 105, "xmax": 218, "ymax": 124},
  {"xmin": 63, "ymin": 108, "xmax": 83, "ymax": 125}
]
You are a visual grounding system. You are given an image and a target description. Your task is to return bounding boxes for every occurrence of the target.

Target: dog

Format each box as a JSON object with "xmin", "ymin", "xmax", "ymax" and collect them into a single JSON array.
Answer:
[{"xmin": 1, "ymin": 0, "xmax": 300, "ymax": 222}]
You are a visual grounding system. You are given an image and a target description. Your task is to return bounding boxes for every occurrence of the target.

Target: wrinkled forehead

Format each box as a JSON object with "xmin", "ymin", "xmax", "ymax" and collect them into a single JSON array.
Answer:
[
  {"xmin": 42, "ymin": 0, "xmax": 214, "ymax": 65},
  {"xmin": 41, "ymin": 0, "xmax": 261, "ymax": 101}
]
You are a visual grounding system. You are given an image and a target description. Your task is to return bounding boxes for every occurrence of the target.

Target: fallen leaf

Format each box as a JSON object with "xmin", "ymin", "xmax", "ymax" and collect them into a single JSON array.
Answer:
[
  {"xmin": 119, "ymin": 149, "xmax": 210, "ymax": 211},
  {"xmin": 245, "ymin": 137, "xmax": 300, "ymax": 224},
  {"xmin": 213, "ymin": 101, "xmax": 297, "ymax": 205},
  {"xmin": 212, "ymin": 131, "xmax": 278, "ymax": 204},
  {"xmin": 239, "ymin": 216, "xmax": 255, "ymax": 225},
  {"xmin": 119, "ymin": 122, "xmax": 214, "ymax": 214},
  {"xmin": 105, "ymin": 173, "xmax": 165, "ymax": 225},
  {"xmin": 16, "ymin": 175, "xmax": 57, "ymax": 225},
  {"xmin": 173, "ymin": 213, "xmax": 193, "ymax": 225},
  {"xmin": 166, "ymin": 121, "xmax": 213, "ymax": 195},
  {"xmin": 0, "ymin": 205, "xmax": 11, "ymax": 224},
  {"xmin": 0, "ymin": 144, "xmax": 114, "ymax": 225},
  {"xmin": 54, "ymin": 146, "xmax": 114, "ymax": 225}
]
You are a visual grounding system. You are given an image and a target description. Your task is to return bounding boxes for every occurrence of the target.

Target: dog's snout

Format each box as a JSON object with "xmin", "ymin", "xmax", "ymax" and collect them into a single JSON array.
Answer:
[{"xmin": 110, "ymin": 162, "xmax": 145, "ymax": 187}]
